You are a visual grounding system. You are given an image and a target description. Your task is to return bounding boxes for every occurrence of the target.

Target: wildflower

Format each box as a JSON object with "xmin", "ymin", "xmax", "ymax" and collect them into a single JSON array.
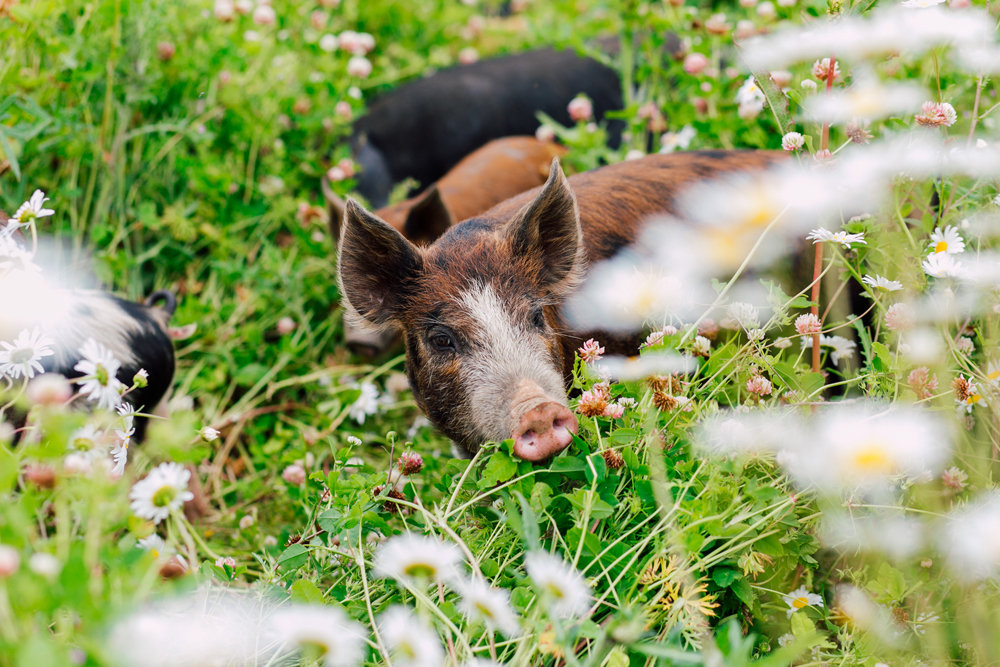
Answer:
[
  {"xmin": 339, "ymin": 30, "xmax": 375, "ymax": 55},
  {"xmin": 845, "ymin": 118, "xmax": 873, "ymax": 144},
  {"xmin": 781, "ymin": 132, "xmax": 805, "ymax": 151},
  {"xmin": 908, "ymin": 367, "xmax": 939, "ymax": 399},
  {"xmin": 0, "ymin": 545, "xmax": 20, "ymax": 577},
  {"xmin": 379, "ymin": 606, "xmax": 443, "ymax": 667},
  {"xmin": 757, "ymin": 2, "xmax": 776, "ymax": 17},
  {"xmin": 277, "ymin": 317, "xmax": 297, "ymax": 334},
  {"xmin": 746, "ymin": 376, "xmax": 773, "ymax": 396},
  {"xmin": 794, "ymin": 313, "xmax": 822, "ymax": 335},
  {"xmin": 74, "ymin": 339, "xmax": 124, "ymax": 410},
  {"xmin": 270, "ymin": 606, "xmax": 367, "ymax": 667},
  {"xmin": 735, "ymin": 19, "xmax": 756, "ymax": 39},
  {"xmin": 811, "ymin": 58, "xmax": 840, "ymax": 82},
  {"xmin": 726, "ymin": 302, "xmax": 760, "ymax": 330},
  {"xmin": 346, "ymin": 56, "xmax": 372, "ymax": 78},
  {"xmin": 928, "ymin": 225, "xmax": 965, "ymax": 254},
  {"xmin": 346, "ymin": 435, "xmax": 363, "ymax": 446},
  {"xmin": 601, "ymin": 448, "xmax": 625, "ymax": 470},
  {"xmin": 319, "ymin": 33, "xmax": 339, "ymax": 52},
  {"xmin": 683, "ymin": 52, "xmax": 709, "ymax": 75},
  {"xmin": 884, "ymin": 303, "xmax": 915, "ymax": 332},
  {"xmin": 0, "ymin": 328, "xmax": 54, "ymax": 380},
  {"xmin": 397, "ymin": 451, "xmax": 423, "ymax": 476},
  {"xmin": 822, "ymin": 513, "xmax": 924, "ymax": 559},
  {"xmin": 129, "ymin": 463, "xmax": 195, "ymax": 525},
  {"xmin": 705, "ymin": 13, "xmax": 730, "ymax": 34},
  {"xmin": 771, "ymin": 70, "xmax": 793, "ymax": 87},
  {"xmin": 956, "ymin": 336, "xmax": 975, "ymax": 354},
  {"xmin": 774, "ymin": 337, "xmax": 792, "ymax": 349},
  {"xmin": 215, "ymin": 556, "xmax": 236, "ymax": 569},
  {"xmin": 373, "ymin": 533, "xmax": 463, "ymax": 585},
  {"xmin": 691, "ymin": 335, "xmax": 711, "ymax": 357},
  {"xmin": 783, "ymin": 586, "xmax": 824, "ymax": 617},
  {"xmin": 578, "ymin": 338, "xmax": 604, "ymax": 363},
  {"xmin": 777, "ymin": 633, "xmax": 794, "ymax": 647},
  {"xmin": 568, "ymin": 96, "xmax": 593, "ymax": 122},
  {"xmin": 524, "ymin": 551, "xmax": 592, "ymax": 618},
  {"xmin": 349, "ymin": 382, "xmax": 380, "ymax": 424},
  {"xmin": 806, "ymin": 227, "xmax": 867, "ymax": 248},
  {"xmin": 458, "ymin": 47, "xmax": 479, "ymax": 65},
  {"xmin": 282, "ymin": 464, "xmax": 306, "ymax": 485},
  {"xmin": 28, "ymin": 552, "xmax": 61, "ymax": 579},
  {"xmin": 940, "ymin": 493, "xmax": 1000, "ymax": 581},
  {"xmin": 200, "ymin": 426, "xmax": 220, "ymax": 442},
  {"xmin": 214, "ymin": 0, "xmax": 234, "ymax": 21},
  {"xmin": 454, "ymin": 577, "xmax": 521, "ymax": 637},
  {"xmin": 697, "ymin": 320, "xmax": 717, "ymax": 339},
  {"xmin": 952, "ymin": 375, "xmax": 971, "ymax": 402},
  {"xmin": 922, "ymin": 252, "xmax": 963, "ymax": 278},
  {"xmin": 603, "ymin": 402, "xmax": 625, "ymax": 419},
  {"xmin": 915, "ymin": 101, "xmax": 957, "ymax": 127},
  {"xmin": 111, "ymin": 402, "xmax": 137, "ymax": 476},
  {"xmin": 0, "ymin": 235, "xmax": 41, "ymax": 272},
  {"xmin": 803, "ymin": 334, "xmax": 856, "ymax": 365},
  {"xmin": 659, "ymin": 125, "xmax": 697, "ymax": 153},
  {"xmin": 804, "ymin": 77, "xmax": 924, "ymax": 124},
  {"xmin": 801, "ymin": 79, "xmax": 818, "ymax": 92},
  {"xmin": 11, "ymin": 190, "xmax": 55, "ymax": 228},
  {"xmin": 239, "ymin": 515, "xmax": 254, "ymax": 530},
  {"xmin": 576, "ymin": 389, "xmax": 608, "ymax": 417},
  {"xmin": 736, "ymin": 77, "xmax": 766, "ymax": 119},
  {"xmin": 862, "ymin": 274, "xmax": 902, "ymax": 292},
  {"xmin": 252, "ymin": 4, "xmax": 276, "ymax": 24},
  {"xmin": 954, "ymin": 376, "xmax": 985, "ymax": 412},
  {"xmin": 942, "ymin": 466, "xmax": 968, "ymax": 492}
]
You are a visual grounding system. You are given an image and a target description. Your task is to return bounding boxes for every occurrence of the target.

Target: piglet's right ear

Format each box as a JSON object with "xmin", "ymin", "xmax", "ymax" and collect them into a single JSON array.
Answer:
[{"xmin": 338, "ymin": 198, "xmax": 423, "ymax": 329}]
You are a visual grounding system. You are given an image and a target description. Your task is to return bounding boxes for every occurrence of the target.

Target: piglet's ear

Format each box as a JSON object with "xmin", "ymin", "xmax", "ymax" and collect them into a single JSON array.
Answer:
[
  {"xmin": 403, "ymin": 185, "xmax": 453, "ymax": 246},
  {"xmin": 338, "ymin": 198, "xmax": 423, "ymax": 330},
  {"xmin": 506, "ymin": 158, "xmax": 584, "ymax": 294}
]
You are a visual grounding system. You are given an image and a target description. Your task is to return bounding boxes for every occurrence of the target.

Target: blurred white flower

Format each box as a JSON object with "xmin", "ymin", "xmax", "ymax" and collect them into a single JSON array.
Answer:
[
  {"xmin": 28, "ymin": 552, "xmax": 61, "ymax": 578},
  {"xmin": 862, "ymin": 275, "xmax": 902, "ymax": 292},
  {"xmin": 801, "ymin": 334, "xmax": 856, "ymax": 366},
  {"xmin": 74, "ymin": 339, "xmax": 124, "ymax": 410},
  {"xmin": 928, "ymin": 225, "xmax": 965, "ymax": 254},
  {"xmin": 821, "ymin": 513, "xmax": 924, "ymax": 559},
  {"xmin": 379, "ymin": 606, "xmax": 444, "ymax": 667},
  {"xmin": 373, "ymin": 533, "xmax": 464, "ymax": 585},
  {"xmin": 252, "ymin": 4, "xmax": 276, "ymax": 25},
  {"xmin": 902, "ymin": 0, "xmax": 946, "ymax": 7},
  {"xmin": 598, "ymin": 352, "xmax": 696, "ymax": 381},
  {"xmin": 922, "ymin": 252, "xmax": 964, "ymax": 278},
  {"xmin": 454, "ymin": 577, "xmax": 521, "ymax": 637},
  {"xmin": 726, "ymin": 301, "xmax": 760, "ymax": 330},
  {"xmin": 319, "ymin": 33, "xmax": 339, "ymax": 52},
  {"xmin": 200, "ymin": 426, "xmax": 220, "ymax": 442},
  {"xmin": 835, "ymin": 585, "xmax": 902, "ymax": 643},
  {"xmin": 735, "ymin": 77, "xmax": 766, "ymax": 119},
  {"xmin": 111, "ymin": 402, "xmax": 137, "ymax": 476},
  {"xmin": 806, "ymin": 228, "xmax": 867, "ymax": 248},
  {"xmin": 129, "ymin": 462, "xmax": 194, "ymax": 524},
  {"xmin": 782, "ymin": 586, "xmax": 823, "ymax": 618},
  {"xmin": 659, "ymin": 125, "xmax": 697, "ymax": 153},
  {"xmin": 137, "ymin": 534, "xmax": 170, "ymax": 559},
  {"xmin": 0, "ymin": 327, "xmax": 54, "ymax": 380},
  {"xmin": 524, "ymin": 551, "xmax": 592, "ymax": 618},
  {"xmin": 884, "ymin": 303, "xmax": 915, "ymax": 332},
  {"xmin": 346, "ymin": 56, "xmax": 372, "ymax": 78},
  {"xmin": 349, "ymin": 382, "xmax": 380, "ymax": 424},
  {"xmin": 269, "ymin": 606, "xmax": 367, "ymax": 667},
  {"xmin": 804, "ymin": 76, "xmax": 925, "ymax": 124},
  {"xmin": 915, "ymin": 101, "xmax": 957, "ymax": 127},
  {"xmin": 800, "ymin": 79, "xmax": 818, "ymax": 92},
  {"xmin": 941, "ymin": 492, "xmax": 1000, "ymax": 581},
  {"xmin": 0, "ymin": 234, "xmax": 42, "ymax": 273},
  {"xmin": 0, "ymin": 545, "xmax": 20, "ymax": 577}
]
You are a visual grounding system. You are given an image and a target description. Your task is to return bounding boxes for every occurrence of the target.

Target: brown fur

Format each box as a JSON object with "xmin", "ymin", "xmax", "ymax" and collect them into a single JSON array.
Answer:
[{"xmin": 339, "ymin": 150, "xmax": 786, "ymax": 455}]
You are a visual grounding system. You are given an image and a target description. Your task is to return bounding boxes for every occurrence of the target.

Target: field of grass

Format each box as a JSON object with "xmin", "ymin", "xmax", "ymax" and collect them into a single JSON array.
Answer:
[{"xmin": 3, "ymin": 0, "xmax": 1000, "ymax": 665}]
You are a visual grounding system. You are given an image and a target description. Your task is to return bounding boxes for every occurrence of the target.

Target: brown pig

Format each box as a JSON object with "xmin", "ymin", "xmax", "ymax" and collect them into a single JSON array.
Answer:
[
  {"xmin": 337, "ymin": 150, "xmax": 784, "ymax": 461},
  {"xmin": 325, "ymin": 136, "xmax": 566, "ymax": 357}
]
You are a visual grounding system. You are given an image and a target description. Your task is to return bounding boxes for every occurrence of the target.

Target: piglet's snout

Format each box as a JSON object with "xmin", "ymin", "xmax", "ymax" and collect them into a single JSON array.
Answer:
[{"xmin": 509, "ymin": 380, "xmax": 577, "ymax": 461}]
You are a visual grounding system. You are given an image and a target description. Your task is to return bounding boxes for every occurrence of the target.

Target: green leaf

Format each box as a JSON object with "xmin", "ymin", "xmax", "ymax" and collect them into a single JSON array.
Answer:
[
  {"xmin": 584, "ymin": 452, "xmax": 607, "ymax": 484},
  {"xmin": 566, "ymin": 489, "xmax": 615, "ymax": 521},
  {"xmin": 0, "ymin": 443, "xmax": 18, "ymax": 493},
  {"xmin": 289, "ymin": 579, "xmax": 325, "ymax": 604},
  {"xmin": 871, "ymin": 341, "xmax": 892, "ymax": 373},
  {"xmin": 549, "ymin": 456, "xmax": 586, "ymax": 473},
  {"xmin": 317, "ymin": 508, "xmax": 342, "ymax": 533},
  {"xmin": 730, "ymin": 577, "xmax": 756, "ymax": 606},
  {"xmin": 788, "ymin": 296, "xmax": 817, "ymax": 309},
  {"xmin": 0, "ymin": 128, "xmax": 21, "ymax": 182},
  {"xmin": 479, "ymin": 449, "xmax": 518, "ymax": 489},
  {"xmin": 278, "ymin": 544, "xmax": 309, "ymax": 571},
  {"xmin": 712, "ymin": 567, "xmax": 740, "ymax": 588},
  {"xmin": 745, "ymin": 68, "xmax": 793, "ymax": 135},
  {"xmin": 514, "ymin": 491, "xmax": 540, "ymax": 551}
]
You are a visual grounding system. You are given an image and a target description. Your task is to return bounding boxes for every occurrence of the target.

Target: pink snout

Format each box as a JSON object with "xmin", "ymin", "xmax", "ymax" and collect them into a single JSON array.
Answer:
[{"xmin": 512, "ymin": 401, "xmax": 578, "ymax": 462}]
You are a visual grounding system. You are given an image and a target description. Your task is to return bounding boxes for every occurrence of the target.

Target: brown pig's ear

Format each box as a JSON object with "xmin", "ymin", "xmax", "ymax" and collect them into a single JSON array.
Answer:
[
  {"xmin": 402, "ymin": 185, "xmax": 453, "ymax": 246},
  {"xmin": 322, "ymin": 177, "xmax": 348, "ymax": 241},
  {"xmin": 338, "ymin": 198, "xmax": 423, "ymax": 330},
  {"xmin": 506, "ymin": 158, "xmax": 584, "ymax": 294}
]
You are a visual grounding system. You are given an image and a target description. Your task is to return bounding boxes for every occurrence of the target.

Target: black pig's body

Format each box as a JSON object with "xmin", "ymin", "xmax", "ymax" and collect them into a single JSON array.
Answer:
[{"xmin": 351, "ymin": 48, "xmax": 624, "ymax": 207}]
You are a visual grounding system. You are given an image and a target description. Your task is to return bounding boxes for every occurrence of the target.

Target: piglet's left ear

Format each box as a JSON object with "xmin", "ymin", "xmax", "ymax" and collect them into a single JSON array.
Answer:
[{"xmin": 506, "ymin": 158, "xmax": 584, "ymax": 294}]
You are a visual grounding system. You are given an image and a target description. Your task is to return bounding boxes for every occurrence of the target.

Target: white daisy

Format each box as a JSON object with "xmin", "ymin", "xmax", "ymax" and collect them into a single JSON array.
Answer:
[
  {"xmin": 73, "ymin": 339, "xmax": 124, "ymax": 410},
  {"xmin": 928, "ymin": 225, "xmax": 965, "ymax": 254},
  {"xmin": 806, "ymin": 227, "xmax": 867, "ymax": 248},
  {"xmin": 68, "ymin": 424, "xmax": 105, "ymax": 455},
  {"xmin": 801, "ymin": 334, "xmax": 857, "ymax": 366},
  {"xmin": 0, "ymin": 234, "xmax": 41, "ymax": 273},
  {"xmin": 269, "ymin": 606, "xmax": 367, "ymax": 667},
  {"xmin": 0, "ymin": 327, "xmax": 54, "ymax": 380},
  {"xmin": 524, "ymin": 551, "xmax": 592, "ymax": 618},
  {"xmin": 373, "ymin": 533, "xmax": 464, "ymax": 585},
  {"xmin": 137, "ymin": 534, "xmax": 171, "ymax": 560},
  {"xmin": 129, "ymin": 462, "xmax": 194, "ymax": 524},
  {"xmin": 349, "ymin": 381, "xmax": 380, "ymax": 424},
  {"xmin": 862, "ymin": 275, "xmax": 903, "ymax": 292},
  {"xmin": 11, "ymin": 190, "xmax": 55, "ymax": 227},
  {"xmin": 378, "ymin": 606, "xmax": 444, "ymax": 667},
  {"xmin": 922, "ymin": 252, "xmax": 964, "ymax": 278},
  {"xmin": 783, "ymin": 586, "xmax": 823, "ymax": 617},
  {"xmin": 941, "ymin": 492, "xmax": 1000, "ymax": 581},
  {"xmin": 454, "ymin": 577, "xmax": 521, "ymax": 637},
  {"xmin": 735, "ymin": 77, "xmax": 766, "ymax": 119}
]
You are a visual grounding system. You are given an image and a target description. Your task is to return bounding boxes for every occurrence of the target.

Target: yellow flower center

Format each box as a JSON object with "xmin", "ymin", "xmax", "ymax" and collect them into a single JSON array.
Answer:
[
  {"xmin": 988, "ymin": 371, "xmax": 999, "ymax": 381},
  {"xmin": 474, "ymin": 601, "xmax": 495, "ymax": 620},
  {"xmin": 935, "ymin": 241, "xmax": 948, "ymax": 253},
  {"xmin": 851, "ymin": 443, "xmax": 894, "ymax": 474},
  {"xmin": 95, "ymin": 363, "xmax": 109, "ymax": 387},
  {"xmin": 151, "ymin": 486, "xmax": 178, "ymax": 508},
  {"xmin": 546, "ymin": 582, "xmax": 566, "ymax": 600},
  {"xmin": 793, "ymin": 596, "xmax": 809, "ymax": 609},
  {"xmin": 968, "ymin": 394, "xmax": 982, "ymax": 405},
  {"xmin": 402, "ymin": 563, "xmax": 436, "ymax": 578},
  {"xmin": 72, "ymin": 437, "xmax": 94, "ymax": 451}
]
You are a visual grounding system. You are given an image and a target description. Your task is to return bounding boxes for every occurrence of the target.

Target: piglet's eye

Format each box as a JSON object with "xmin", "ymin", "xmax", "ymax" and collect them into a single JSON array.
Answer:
[
  {"xmin": 429, "ymin": 331, "xmax": 456, "ymax": 352},
  {"xmin": 531, "ymin": 308, "xmax": 546, "ymax": 330}
]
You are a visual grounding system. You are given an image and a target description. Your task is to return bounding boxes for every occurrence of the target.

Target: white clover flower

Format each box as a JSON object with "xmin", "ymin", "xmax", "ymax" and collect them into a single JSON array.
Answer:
[
  {"xmin": 373, "ymin": 533, "xmax": 464, "ymax": 585},
  {"xmin": 783, "ymin": 586, "xmax": 823, "ymax": 618},
  {"xmin": 269, "ymin": 606, "xmax": 367, "ymax": 667},
  {"xmin": 11, "ymin": 190, "xmax": 55, "ymax": 228},
  {"xmin": 0, "ymin": 327, "xmax": 54, "ymax": 380},
  {"xmin": 129, "ymin": 462, "xmax": 194, "ymax": 524},
  {"xmin": 806, "ymin": 227, "xmax": 867, "ymax": 248},
  {"xmin": 781, "ymin": 132, "xmax": 805, "ymax": 151},
  {"xmin": 454, "ymin": 577, "xmax": 521, "ymax": 637},
  {"xmin": 928, "ymin": 225, "xmax": 965, "ymax": 254},
  {"xmin": 74, "ymin": 339, "xmax": 124, "ymax": 410},
  {"xmin": 524, "ymin": 551, "xmax": 592, "ymax": 618},
  {"xmin": 349, "ymin": 382, "xmax": 380, "ymax": 424},
  {"xmin": 346, "ymin": 56, "xmax": 372, "ymax": 78},
  {"xmin": 691, "ymin": 335, "xmax": 711, "ymax": 356},
  {"xmin": 379, "ymin": 606, "xmax": 444, "ymax": 667},
  {"xmin": 319, "ymin": 33, "xmax": 339, "ymax": 52},
  {"xmin": 862, "ymin": 274, "xmax": 903, "ymax": 292},
  {"xmin": 726, "ymin": 301, "xmax": 760, "ymax": 330},
  {"xmin": 922, "ymin": 252, "xmax": 964, "ymax": 278},
  {"xmin": 800, "ymin": 79, "xmax": 818, "ymax": 92}
]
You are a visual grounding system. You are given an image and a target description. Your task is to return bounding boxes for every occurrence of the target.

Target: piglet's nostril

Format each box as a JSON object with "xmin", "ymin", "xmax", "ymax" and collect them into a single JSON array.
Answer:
[{"xmin": 512, "ymin": 402, "xmax": 578, "ymax": 462}]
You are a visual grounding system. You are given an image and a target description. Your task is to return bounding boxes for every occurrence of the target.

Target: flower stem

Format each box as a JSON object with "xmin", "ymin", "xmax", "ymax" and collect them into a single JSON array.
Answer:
[{"xmin": 811, "ymin": 242, "xmax": 824, "ymax": 375}]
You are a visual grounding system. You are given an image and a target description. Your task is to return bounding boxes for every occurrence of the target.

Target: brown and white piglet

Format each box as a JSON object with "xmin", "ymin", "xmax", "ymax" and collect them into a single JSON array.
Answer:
[
  {"xmin": 337, "ymin": 150, "xmax": 784, "ymax": 461},
  {"xmin": 326, "ymin": 136, "xmax": 566, "ymax": 358}
]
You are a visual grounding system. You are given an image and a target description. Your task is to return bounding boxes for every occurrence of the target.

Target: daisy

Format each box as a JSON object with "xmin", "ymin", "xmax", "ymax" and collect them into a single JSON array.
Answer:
[
  {"xmin": 137, "ymin": 535, "xmax": 172, "ymax": 560},
  {"xmin": 928, "ymin": 225, "xmax": 965, "ymax": 254},
  {"xmin": 940, "ymin": 492, "xmax": 1000, "ymax": 581},
  {"xmin": 378, "ymin": 606, "xmax": 444, "ymax": 667},
  {"xmin": 862, "ymin": 275, "xmax": 903, "ymax": 292},
  {"xmin": 129, "ymin": 462, "xmax": 194, "ymax": 524},
  {"xmin": 111, "ymin": 402, "xmax": 137, "ymax": 476},
  {"xmin": 0, "ymin": 235, "xmax": 41, "ymax": 273},
  {"xmin": 68, "ymin": 424, "xmax": 105, "ymax": 455},
  {"xmin": 783, "ymin": 586, "xmax": 823, "ymax": 617},
  {"xmin": 348, "ymin": 382, "xmax": 380, "ymax": 424},
  {"xmin": 922, "ymin": 252, "xmax": 963, "ymax": 278},
  {"xmin": 73, "ymin": 339, "xmax": 124, "ymax": 410},
  {"xmin": 269, "ymin": 606, "xmax": 367, "ymax": 667},
  {"xmin": 806, "ymin": 227, "xmax": 867, "ymax": 248},
  {"xmin": 0, "ymin": 328, "xmax": 54, "ymax": 380},
  {"xmin": 803, "ymin": 77, "xmax": 924, "ymax": 124},
  {"xmin": 801, "ymin": 334, "xmax": 857, "ymax": 366},
  {"xmin": 372, "ymin": 533, "xmax": 464, "ymax": 585},
  {"xmin": 524, "ymin": 551, "xmax": 592, "ymax": 618},
  {"xmin": 735, "ymin": 77, "xmax": 766, "ymax": 119},
  {"xmin": 11, "ymin": 190, "xmax": 55, "ymax": 228},
  {"xmin": 454, "ymin": 577, "xmax": 521, "ymax": 637}
]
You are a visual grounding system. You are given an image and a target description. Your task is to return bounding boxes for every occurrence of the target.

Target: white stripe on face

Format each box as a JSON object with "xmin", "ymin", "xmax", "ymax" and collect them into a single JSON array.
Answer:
[{"xmin": 457, "ymin": 282, "xmax": 566, "ymax": 441}]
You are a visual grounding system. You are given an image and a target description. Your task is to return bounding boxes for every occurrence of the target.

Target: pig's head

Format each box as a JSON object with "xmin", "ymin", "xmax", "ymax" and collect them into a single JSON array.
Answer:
[{"xmin": 338, "ymin": 160, "xmax": 582, "ymax": 460}]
